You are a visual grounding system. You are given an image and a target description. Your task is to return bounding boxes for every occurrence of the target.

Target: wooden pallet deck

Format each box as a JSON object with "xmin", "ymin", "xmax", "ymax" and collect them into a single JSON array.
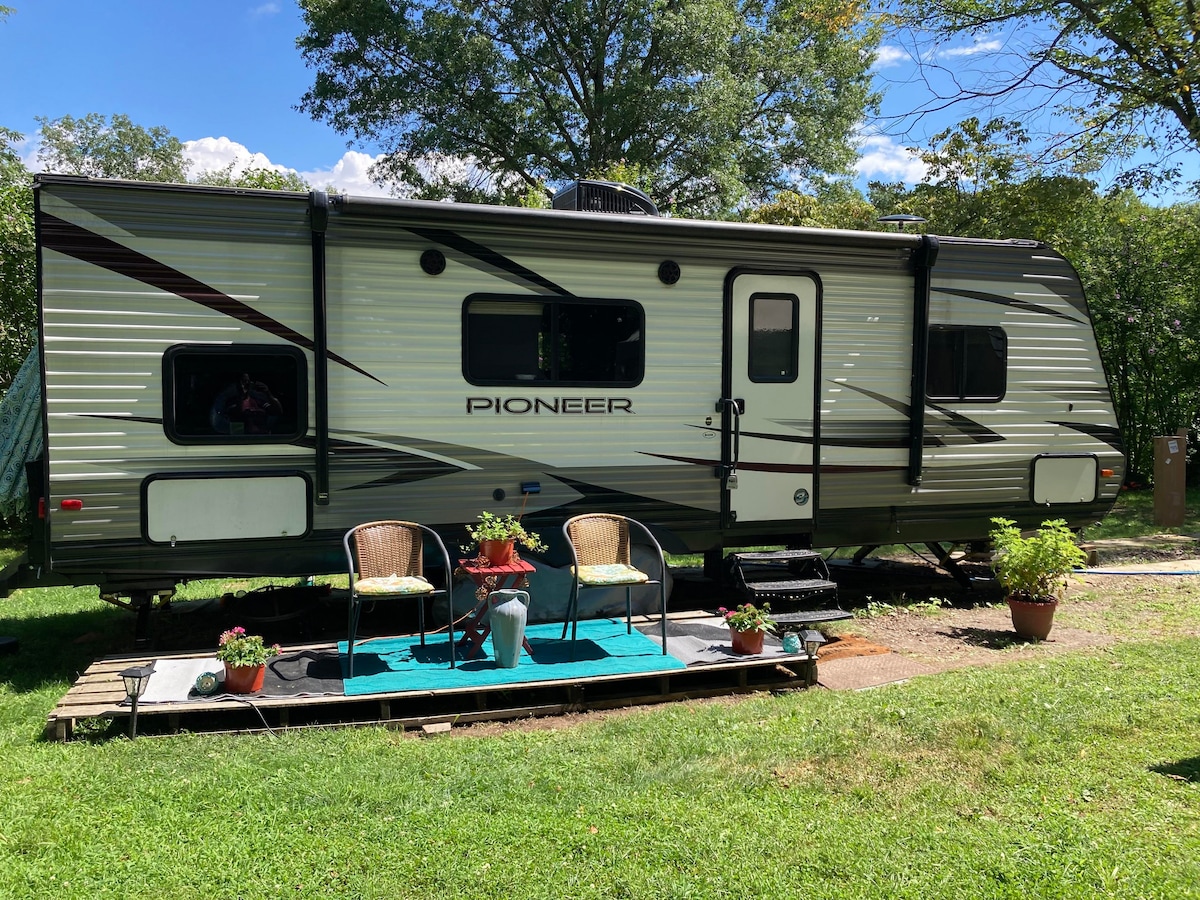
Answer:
[{"xmin": 47, "ymin": 611, "xmax": 817, "ymax": 740}]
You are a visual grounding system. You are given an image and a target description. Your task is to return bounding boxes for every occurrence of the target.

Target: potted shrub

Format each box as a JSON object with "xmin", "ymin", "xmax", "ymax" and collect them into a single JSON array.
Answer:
[
  {"xmin": 988, "ymin": 517, "xmax": 1087, "ymax": 640},
  {"xmin": 718, "ymin": 601, "xmax": 777, "ymax": 655},
  {"xmin": 216, "ymin": 626, "xmax": 281, "ymax": 693},
  {"xmin": 466, "ymin": 512, "xmax": 548, "ymax": 566}
]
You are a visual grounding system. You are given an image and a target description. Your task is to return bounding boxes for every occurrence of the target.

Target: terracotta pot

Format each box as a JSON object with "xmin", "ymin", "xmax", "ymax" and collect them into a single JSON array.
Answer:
[
  {"xmin": 730, "ymin": 627, "xmax": 766, "ymax": 655},
  {"xmin": 1007, "ymin": 597, "xmax": 1058, "ymax": 641},
  {"xmin": 479, "ymin": 539, "xmax": 515, "ymax": 566},
  {"xmin": 223, "ymin": 662, "xmax": 266, "ymax": 693}
]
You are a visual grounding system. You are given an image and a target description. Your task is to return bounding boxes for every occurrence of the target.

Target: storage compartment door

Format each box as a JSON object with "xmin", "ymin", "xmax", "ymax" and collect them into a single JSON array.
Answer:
[
  {"xmin": 1031, "ymin": 454, "xmax": 1098, "ymax": 505},
  {"xmin": 144, "ymin": 473, "xmax": 311, "ymax": 543}
]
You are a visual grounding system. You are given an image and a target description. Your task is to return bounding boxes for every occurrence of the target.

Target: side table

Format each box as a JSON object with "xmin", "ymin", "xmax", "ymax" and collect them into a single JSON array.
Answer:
[{"xmin": 456, "ymin": 558, "xmax": 535, "ymax": 661}]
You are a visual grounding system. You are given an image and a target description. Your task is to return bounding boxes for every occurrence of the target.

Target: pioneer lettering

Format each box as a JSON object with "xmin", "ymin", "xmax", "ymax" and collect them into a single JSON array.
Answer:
[{"xmin": 466, "ymin": 397, "xmax": 634, "ymax": 414}]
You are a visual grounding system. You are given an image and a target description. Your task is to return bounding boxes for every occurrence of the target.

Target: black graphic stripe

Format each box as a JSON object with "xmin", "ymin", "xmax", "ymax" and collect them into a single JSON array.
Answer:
[
  {"xmin": 933, "ymin": 286, "xmax": 1081, "ymax": 323},
  {"xmin": 40, "ymin": 213, "xmax": 384, "ymax": 385},
  {"xmin": 1050, "ymin": 421, "xmax": 1125, "ymax": 453},
  {"xmin": 408, "ymin": 226, "xmax": 573, "ymax": 296},
  {"xmin": 637, "ymin": 451, "xmax": 903, "ymax": 474},
  {"xmin": 835, "ymin": 382, "xmax": 1001, "ymax": 445}
]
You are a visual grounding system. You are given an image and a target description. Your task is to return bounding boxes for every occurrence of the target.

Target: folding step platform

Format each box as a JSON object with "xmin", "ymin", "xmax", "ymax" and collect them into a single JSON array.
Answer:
[{"xmin": 726, "ymin": 550, "xmax": 851, "ymax": 622}]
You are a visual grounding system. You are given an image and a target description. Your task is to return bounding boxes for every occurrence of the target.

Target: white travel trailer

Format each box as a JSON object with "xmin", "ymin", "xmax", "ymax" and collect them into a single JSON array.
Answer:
[{"xmin": 19, "ymin": 175, "xmax": 1122, "ymax": 607}]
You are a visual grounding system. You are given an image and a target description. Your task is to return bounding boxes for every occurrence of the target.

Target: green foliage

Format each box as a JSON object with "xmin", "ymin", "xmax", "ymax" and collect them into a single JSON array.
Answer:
[
  {"xmin": 0, "ymin": 127, "xmax": 34, "ymax": 397},
  {"xmin": 296, "ymin": 0, "xmax": 881, "ymax": 215},
  {"xmin": 214, "ymin": 626, "xmax": 281, "ymax": 668},
  {"xmin": 466, "ymin": 512, "xmax": 548, "ymax": 554},
  {"xmin": 745, "ymin": 181, "xmax": 882, "ymax": 230},
  {"xmin": 989, "ymin": 517, "xmax": 1088, "ymax": 603},
  {"xmin": 896, "ymin": 0, "xmax": 1200, "ymax": 176},
  {"xmin": 35, "ymin": 113, "xmax": 191, "ymax": 182},
  {"xmin": 868, "ymin": 117, "xmax": 1099, "ymax": 243},
  {"xmin": 193, "ymin": 164, "xmax": 312, "ymax": 192},
  {"xmin": 718, "ymin": 601, "xmax": 777, "ymax": 634},
  {"xmin": 1069, "ymin": 194, "xmax": 1200, "ymax": 479}
]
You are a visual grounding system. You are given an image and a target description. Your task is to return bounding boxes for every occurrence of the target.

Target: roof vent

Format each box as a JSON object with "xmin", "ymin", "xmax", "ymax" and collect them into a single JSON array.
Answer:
[{"xmin": 551, "ymin": 179, "xmax": 659, "ymax": 216}]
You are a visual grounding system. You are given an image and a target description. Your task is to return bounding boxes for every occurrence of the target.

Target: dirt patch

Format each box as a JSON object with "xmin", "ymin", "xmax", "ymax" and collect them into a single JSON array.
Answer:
[
  {"xmin": 815, "ymin": 633, "xmax": 891, "ymax": 662},
  {"xmin": 835, "ymin": 602, "xmax": 1116, "ymax": 674}
]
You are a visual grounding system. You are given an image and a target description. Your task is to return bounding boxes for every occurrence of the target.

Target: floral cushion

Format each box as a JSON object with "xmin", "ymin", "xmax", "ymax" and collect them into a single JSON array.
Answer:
[
  {"xmin": 355, "ymin": 574, "xmax": 434, "ymax": 595},
  {"xmin": 574, "ymin": 563, "xmax": 649, "ymax": 585}
]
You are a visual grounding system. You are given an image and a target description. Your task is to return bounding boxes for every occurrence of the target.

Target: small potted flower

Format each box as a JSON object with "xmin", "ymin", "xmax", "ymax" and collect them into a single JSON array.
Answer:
[
  {"xmin": 466, "ymin": 512, "xmax": 548, "ymax": 566},
  {"xmin": 719, "ymin": 602, "xmax": 777, "ymax": 655},
  {"xmin": 215, "ymin": 626, "xmax": 281, "ymax": 694}
]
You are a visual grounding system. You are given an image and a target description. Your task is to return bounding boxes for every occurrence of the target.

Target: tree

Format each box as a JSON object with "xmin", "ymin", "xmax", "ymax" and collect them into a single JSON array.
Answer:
[
  {"xmin": 745, "ymin": 181, "xmax": 882, "ymax": 230},
  {"xmin": 194, "ymin": 164, "xmax": 312, "ymax": 192},
  {"xmin": 869, "ymin": 117, "xmax": 1099, "ymax": 246},
  {"xmin": 36, "ymin": 113, "xmax": 191, "ymax": 182},
  {"xmin": 0, "ymin": 127, "xmax": 34, "ymax": 398},
  {"xmin": 1070, "ymin": 195, "xmax": 1200, "ymax": 480},
  {"xmin": 866, "ymin": 117, "xmax": 1200, "ymax": 482},
  {"xmin": 296, "ymin": 0, "xmax": 880, "ymax": 215},
  {"xmin": 895, "ymin": 0, "xmax": 1200, "ymax": 179}
]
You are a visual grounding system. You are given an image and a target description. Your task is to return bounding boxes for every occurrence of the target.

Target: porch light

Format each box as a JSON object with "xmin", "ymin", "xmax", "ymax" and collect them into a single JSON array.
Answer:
[
  {"xmin": 120, "ymin": 664, "xmax": 154, "ymax": 739},
  {"xmin": 800, "ymin": 629, "xmax": 826, "ymax": 659}
]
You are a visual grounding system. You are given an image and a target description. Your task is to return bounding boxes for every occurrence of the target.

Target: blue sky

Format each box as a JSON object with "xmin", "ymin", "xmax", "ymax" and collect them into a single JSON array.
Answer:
[{"xmin": 0, "ymin": 1, "xmax": 1098, "ymax": 197}]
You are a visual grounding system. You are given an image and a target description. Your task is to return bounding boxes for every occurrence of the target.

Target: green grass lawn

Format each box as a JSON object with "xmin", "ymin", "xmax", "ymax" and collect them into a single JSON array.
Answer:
[
  {"xmin": 1, "ymin": 575, "xmax": 1199, "ymax": 896},
  {"xmin": 1082, "ymin": 486, "xmax": 1200, "ymax": 540},
  {"xmin": 2, "ymin": 498, "xmax": 1200, "ymax": 898}
]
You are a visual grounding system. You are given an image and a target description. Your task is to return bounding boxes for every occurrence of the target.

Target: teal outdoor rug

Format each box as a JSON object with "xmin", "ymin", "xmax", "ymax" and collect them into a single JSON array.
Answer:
[{"xmin": 340, "ymin": 618, "xmax": 685, "ymax": 696}]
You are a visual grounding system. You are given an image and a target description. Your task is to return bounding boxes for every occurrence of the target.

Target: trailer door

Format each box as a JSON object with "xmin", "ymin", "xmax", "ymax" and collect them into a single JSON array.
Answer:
[{"xmin": 722, "ymin": 271, "xmax": 819, "ymax": 525}]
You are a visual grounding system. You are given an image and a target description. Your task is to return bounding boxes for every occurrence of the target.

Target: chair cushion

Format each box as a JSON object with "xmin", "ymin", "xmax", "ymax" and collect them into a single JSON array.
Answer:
[
  {"xmin": 355, "ymin": 574, "xmax": 435, "ymax": 595},
  {"xmin": 574, "ymin": 563, "xmax": 649, "ymax": 585}
]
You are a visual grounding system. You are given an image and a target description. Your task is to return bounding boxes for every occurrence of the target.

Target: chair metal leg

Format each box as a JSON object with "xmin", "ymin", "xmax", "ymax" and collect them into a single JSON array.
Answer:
[
  {"xmin": 659, "ymin": 579, "xmax": 667, "ymax": 654},
  {"xmin": 347, "ymin": 598, "xmax": 359, "ymax": 679},
  {"xmin": 447, "ymin": 589, "xmax": 456, "ymax": 669},
  {"xmin": 562, "ymin": 581, "xmax": 582, "ymax": 661},
  {"xmin": 561, "ymin": 583, "xmax": 577, "ymax": 640},
  {"xmin": 418, "ymin": 594, "xmax": 426, "ymax": 646},
  {"xmin": 625, "ymin": 586, "xmax": 632, "ymax": 633}
]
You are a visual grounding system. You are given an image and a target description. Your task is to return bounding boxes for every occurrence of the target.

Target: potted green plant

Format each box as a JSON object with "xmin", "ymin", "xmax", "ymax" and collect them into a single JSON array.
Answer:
[
  {"xmin": 466, "ymin": 512, "xmax": 548, "ymax": 566},
  {"xmin": 988, "ymin": 517, "xmax": 1087, "ymax": 640},
  {"xmin": 215, "ymin": 626, "xmax": 281, "ymax": 693},
  {"xmin": 718, "ymin": 602, "xmax": 777, "ymax": 655}
]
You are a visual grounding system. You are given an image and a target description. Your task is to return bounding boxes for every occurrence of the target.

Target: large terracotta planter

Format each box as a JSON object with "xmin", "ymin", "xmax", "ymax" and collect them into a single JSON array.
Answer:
[
  {"xmin": 730, "ymin": 627, "xmax": 766, "ymax": 655},
  {"xmin": 1007, "ymin": 597, "xmax": 1058, "ymax": 641},
  {"xmin": 223, "ymin": 662, "xmax": 266, "ymax": 693},
  {"xmin": 479, "ymin": 539, "xmax": 515, "ymax": 566}
]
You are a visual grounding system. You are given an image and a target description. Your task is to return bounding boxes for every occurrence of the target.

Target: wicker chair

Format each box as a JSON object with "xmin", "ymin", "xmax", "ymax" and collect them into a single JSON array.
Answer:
[
  {"xmin": 561, "ymin": 513, "xmax": 668, "ymax": 659},
  {"xmin": 343, "ymin": 520, "xmax": 454, "ymax": 677}
]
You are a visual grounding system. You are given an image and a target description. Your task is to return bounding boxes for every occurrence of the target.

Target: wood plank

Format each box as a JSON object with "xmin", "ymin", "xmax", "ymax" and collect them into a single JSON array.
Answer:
[{"xmin": 44, "ymin": 610, "xmax": 818, "ymax": 740}]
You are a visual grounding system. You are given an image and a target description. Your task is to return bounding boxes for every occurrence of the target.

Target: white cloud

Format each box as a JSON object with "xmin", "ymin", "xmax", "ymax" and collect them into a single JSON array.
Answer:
[
  {"xmin": 299, "ymin": 151, "xmax": 393, "ymax": 197},
  {"xmin": 855, "ymin": 134, "xmax": 927, "ymax": 183},
  {"xmin": 183, "ymin": 136, "xmax": 278, "ymax": 176},
  {"xmin": 250, "ymin": 3, "xmax": 281, "ymax": 16},
  {"xmin": 871, "ymin": 46, "xmax": 909, "ymax": 70},
  {"xmin": 14, "ymin": 134, "xmax": 41, "ymax": 172},
  {"xmin": 940, "ymin": 39, "xmax": 1002, "ymax": 58},
  {"xmin": 183, "ymin": 136, "xmax": 393, "ymax": 196}
]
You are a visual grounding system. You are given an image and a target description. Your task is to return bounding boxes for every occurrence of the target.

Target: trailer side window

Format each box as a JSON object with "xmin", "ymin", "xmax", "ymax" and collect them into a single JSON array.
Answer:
[
  {"xmin": 926, "ymin": 325, "xmax": 1007, "ymax": 402},
  {"xmin": 164, "ymin": 345, "xmax": 307, "ymax": 443},
  {"xmin": 463, "ymin": 295, "xmax": 644, "ymax": 386},
  {"xmin": 748, "ymin": 292, "xmax": 798, "ymax": 383}
]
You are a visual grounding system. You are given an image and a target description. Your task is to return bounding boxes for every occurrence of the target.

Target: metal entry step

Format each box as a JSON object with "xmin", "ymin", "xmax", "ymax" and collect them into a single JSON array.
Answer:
[{"xmin": 726, "ymin": 549, "xmax": 844, "ymax": 612}]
